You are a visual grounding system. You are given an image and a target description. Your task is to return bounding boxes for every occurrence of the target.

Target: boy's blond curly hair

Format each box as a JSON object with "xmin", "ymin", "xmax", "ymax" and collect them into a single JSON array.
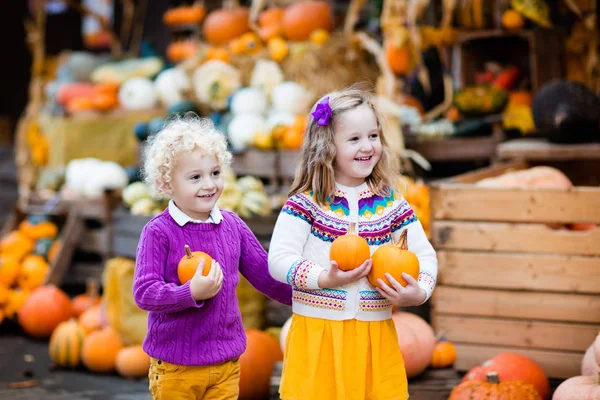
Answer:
[{"xmin": 142, "ymin": 116, "xmax": 232, "ymax": 197}]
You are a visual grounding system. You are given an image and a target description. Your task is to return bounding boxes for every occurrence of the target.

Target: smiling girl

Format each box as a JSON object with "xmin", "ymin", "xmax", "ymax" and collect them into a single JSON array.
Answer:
[
  {"xmin": 133, "ymin": 116, "xmax": 292, "ymax": 400},
  {"xmin": 268, "ymin": 86, "xmax": 438, "ymax": 400}
]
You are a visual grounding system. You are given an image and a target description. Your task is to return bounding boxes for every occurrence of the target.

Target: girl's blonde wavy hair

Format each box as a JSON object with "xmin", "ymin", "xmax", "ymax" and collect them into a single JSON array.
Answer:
[
  {"xmin": 142, "ymin": 115, "xmax": 232, "ymax": 197},
  {"xmin": 288, "ymin": 84, "xmax": 400, "ymax": 205}
]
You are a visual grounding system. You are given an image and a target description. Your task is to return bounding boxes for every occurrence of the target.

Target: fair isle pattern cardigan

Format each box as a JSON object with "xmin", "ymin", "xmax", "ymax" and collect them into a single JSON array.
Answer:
[{"xmin": 268, "ymin": 182, "xmax": 438, "ymax": 321}]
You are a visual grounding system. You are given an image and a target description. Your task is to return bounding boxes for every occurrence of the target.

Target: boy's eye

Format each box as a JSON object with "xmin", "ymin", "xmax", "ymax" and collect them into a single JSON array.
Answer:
[
  {"xmin": 370, "ymin": 133, "xmax": 379, "ymax": 139},
  {"xmin": 190, "ymin": 175, "xmax": 200, "ymax": 180},
  {"xmin": 212, "ymin": 170, "xmax": 221, "ymax": 177},
  {"xmin": 349, "ymin": 137, "xmax": 359, "ymax": 142}
]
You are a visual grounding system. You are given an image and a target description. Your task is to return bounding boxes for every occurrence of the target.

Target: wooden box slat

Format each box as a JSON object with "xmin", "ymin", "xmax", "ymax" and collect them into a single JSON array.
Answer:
[
  {"xmin": 432, "ymin": 221, "xmax": 600, "ymax": 256},
  {"xmin": 453, "ymin": 343, "xmax": 582, "ymax": 379},
  {"xmin": 433, "ymin": 315, "xmax": 599, "ymax": 352},
  {"xmin": 432, "ymin": 287, "xmax": 600, "ymax": 324},
  {"xmin": 437, "ymin": 250, "xmax": 600, "ymax": 294}
]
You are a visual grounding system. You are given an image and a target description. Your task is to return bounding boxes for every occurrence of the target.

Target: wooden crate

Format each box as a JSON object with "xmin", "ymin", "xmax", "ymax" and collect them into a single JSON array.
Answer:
[
  {"xmin": 429, "ymin": 161, "xmax": 600, "ymax": 379},
  {"xmin": 0, "ymin": 205, "xmax": 83, "ymax": 286}
]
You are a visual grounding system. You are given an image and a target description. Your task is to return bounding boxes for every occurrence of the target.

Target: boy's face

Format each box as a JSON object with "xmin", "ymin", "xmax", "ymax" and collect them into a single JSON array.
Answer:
[{"xmin": 166, "ymin": 148, "xmax": 223, "ymax": 221}]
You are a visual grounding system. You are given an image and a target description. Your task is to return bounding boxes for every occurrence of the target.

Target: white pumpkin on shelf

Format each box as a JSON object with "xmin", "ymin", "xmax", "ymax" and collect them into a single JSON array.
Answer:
[
  {"xmin": 250, "ymin": 59, "xmax": 284, "ymax": 96},
  {"xmin": 271, "ymin": 81, "xmax": 313, "ymax": 115},
  {"xmin": 118, "ymin": 78, "xmax": 158, "ymax": 110},
  {"xmin": 192, "ymin": 60, "xmax": 241, "ymax": 110},
  {"xmin": 236, "ymin": 176, "xmax": 265, "ymax": 194},
  {"xmin": 217, "ymin": 182, "xmax": 243, "ymax": 212},
  {"xmin": 230, "ymin": 88, "xmax": 268, "ymax": 116},
  {"xmin": 237, "ymin": 190, "xmax": 272, "ymax": 218},
  {"xmin": 154, "ymin": 68, "xmax": 191, "ymax": 107},
  {"xmin": 227, "ymin": 114, "xmax": 267, "ymax": 151},
  {"xmin": 266, "ymin": 111, "xmax": 296, "ymax": 130}
]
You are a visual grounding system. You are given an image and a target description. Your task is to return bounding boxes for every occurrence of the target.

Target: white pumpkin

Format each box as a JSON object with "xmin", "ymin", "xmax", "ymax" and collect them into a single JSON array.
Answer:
[
  {"xmin": 271, "ymin": 81, "xmax": 313, "ymax": 114},
  {"xmin": 227, "ymin": 114, "xmax": 267, "ymax": 151},
  {"xmin": 65, "ymin": 158, "xmax": 129, "ymax": 198},
  {"xmin": 237, "ymin": 190, "xmax": 272, "ymax": 218},
  {"xmin": 217, "ymin": 182, "xmax": 243, "ymax": 211},
  {"xmin": 231, "ymin": 88, "xmax": 268, "ymax": 116},
  {"xmin": 154, "ymin": 68, "xmax": 191, "ymax": 107},
  {"xmin": 118, "ymin": 78, "xmax": 158, "ymax": 110},
  {"xmin": 250, "ymin": 59, "xmax": 284, "ymax": 96},
  {"xmin": 236, "ymin": 176, "xmax": 265, "ymax": 194},
  {"xmin": 193, "ymin": 61, "xmax": 241, "ymax": 110}
]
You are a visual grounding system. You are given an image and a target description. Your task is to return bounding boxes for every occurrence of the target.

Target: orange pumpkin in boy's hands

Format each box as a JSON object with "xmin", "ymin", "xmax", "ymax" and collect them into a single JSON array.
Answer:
[
  {"xmin": 178, "ymin": 245, "xmax": 213, "ymax": 284},
  {"xmin": 368, "ymin": 230, "xmax": 419, "ymax": 287}
]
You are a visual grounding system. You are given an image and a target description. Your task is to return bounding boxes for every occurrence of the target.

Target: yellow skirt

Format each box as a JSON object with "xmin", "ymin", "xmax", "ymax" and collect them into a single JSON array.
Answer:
[{"xmin": 280, "ymin": 314, "xmax": 408, "ymax": 400}]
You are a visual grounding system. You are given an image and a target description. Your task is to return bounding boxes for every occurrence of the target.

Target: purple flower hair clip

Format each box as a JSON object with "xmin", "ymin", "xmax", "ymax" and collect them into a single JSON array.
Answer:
[{"xmin": 311, "ymin": 97, "xmax": 332, "ymax": 126}]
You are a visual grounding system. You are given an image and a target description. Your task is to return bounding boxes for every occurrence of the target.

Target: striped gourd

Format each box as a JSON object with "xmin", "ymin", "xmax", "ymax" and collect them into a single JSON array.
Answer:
[{"xmin": 49, "ymin": 319, "xmax": 86, "ymax": 368}]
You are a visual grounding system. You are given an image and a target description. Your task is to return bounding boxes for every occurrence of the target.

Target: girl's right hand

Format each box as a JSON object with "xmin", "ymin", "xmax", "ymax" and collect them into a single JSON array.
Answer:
[
  {"xmin": 318, "ymin": 259, "xmax": 372, "ymax": 289},
  {"xmin": 190, "ymin": 260, "xmax": 224, "ymax": 301}
]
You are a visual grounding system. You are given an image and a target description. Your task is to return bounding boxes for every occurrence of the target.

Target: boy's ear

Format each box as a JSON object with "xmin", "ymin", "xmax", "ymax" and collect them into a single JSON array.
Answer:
[{"xmin": 160, "ymin": 181, "xmax": 173, "ymax": 195}]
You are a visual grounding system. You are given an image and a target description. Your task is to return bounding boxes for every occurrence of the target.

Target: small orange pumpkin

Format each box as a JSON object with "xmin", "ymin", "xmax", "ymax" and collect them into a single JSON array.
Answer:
[
  {"xmin": 368, "ymin": 229, "xmax": 419, "ymax": 288},
  {"xmin": 4, "ymin": 289, "xmax": 30, "ymax": 318},
  {"xmin": 78, "ymin": 304, "xmax": 104, "ymax": 334},
  {"xmin": 18, "ymin": 254, "xmax": 50, "ymax": 291},
  {"xmin": 19, "ymin": 216, "xmax": 58, "ymax": 240},
  {"xmin": 178, "ymin": 245, "xmax": 212, "ymax": 285},
  {"xmin": 82, "ymin": 326, "xmax": 124, "ymax": 372},
  {"xmin": 92, "ymin": 92, "xmax": 119, "ymax": 112},
  {"xmin": 258, "ymin": 8, "xmax": 284, "ymax": 41},
  {"xmin": 329, "ymin": 222, "xmax": 370, "ymax": 271},
  {"xmin": 282, "ymin": 1, "xmax": 333, "ymax": 42},
  {"xmin": 385, "ymin": 41, "xmax": 414, "ymax": 76},
  {"xmin": 0, "ymin": 255, "xmax": 20, "ymax": 287},
  {"xmin": 0, "ymin": 230, "xmax": 35, "ymax": 260},
  {"xmin": 115, "ymin": 345, "xmax": 151, "ymax": 379},
  {"xmin": 71, "ymin": 279, "xmax": 101, "ymax": 317},
  {"xmin": 67, "ymin": 97, "xmax": 95, "ymax": 114},
  {"xmin": 167, "ymin": 40, "xmax": 198, "ymax": 63},
  {"xmin": 206, "ymin": 46, "xmax": 231, "ymax": 63},
  {"xmin": 203, "ymin": 7, "xmax": 251, "ymax": 46},
  {"xmin": 430, "ymin": 339, "xmax": 457, "ymax": 368},
  {"xmin": 164, "ymin": 4, "xmax": 206, "ymax": 26},
  {"xmin": 268, "ymin": 37, "xmax": 289, "ymax": 62},
  {"xmin": 18, "ymin": 285, "xmax": 73, "ymax": 338},
  {"xmin": 450, "ymin": 372, "xmax": 541, "ymax": 400}
]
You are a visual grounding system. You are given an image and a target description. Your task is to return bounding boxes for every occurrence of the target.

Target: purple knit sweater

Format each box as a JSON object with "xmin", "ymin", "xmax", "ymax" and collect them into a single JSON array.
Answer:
[{"xmin": 133, "ymin": 209, "xmax": 292, "ymax": 366}]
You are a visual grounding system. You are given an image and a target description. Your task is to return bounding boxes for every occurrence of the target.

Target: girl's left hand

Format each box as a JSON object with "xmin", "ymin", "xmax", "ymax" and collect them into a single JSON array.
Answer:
[{"xmin": 376, "ymin": 273, "xmax": 426, "ymax": 307}]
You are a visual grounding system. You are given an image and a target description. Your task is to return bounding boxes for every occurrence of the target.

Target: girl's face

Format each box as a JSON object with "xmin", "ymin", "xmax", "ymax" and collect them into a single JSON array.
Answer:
[
  {"xmin": 332, "ymin": 104, "xmax": 382, "ymax": 187},
  {"xmin": 166, "ymin": 148, "xmax": 223, "ymax": 221}
]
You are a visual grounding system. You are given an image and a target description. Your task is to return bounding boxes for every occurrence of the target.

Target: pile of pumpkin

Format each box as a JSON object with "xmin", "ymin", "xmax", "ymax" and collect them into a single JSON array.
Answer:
[
  {"xmin": 0, "ymin": 216, "xmax": 61, "ymax": 325},
  {"xmin": 163, "ymin": 1, "xmax": 334, "ymax": 65},
  {"xmin": 402, "ymin": 177, "xmax": 431, "ymax": 238}
]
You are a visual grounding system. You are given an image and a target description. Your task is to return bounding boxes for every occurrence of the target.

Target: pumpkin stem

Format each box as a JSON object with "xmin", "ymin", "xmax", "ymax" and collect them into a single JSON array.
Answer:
[
  {"xmin": 348, "ymin": 222, "xmax": 357, "ymax": 235},
  {"xmin": 185, "ymin": 245, "xmax": 193, "ymax": 258},
  {"xmin": 486, "ymin": 372, "xmax": 500, "ymax": 384},
  {"xmin": 85, "ymin": 278, "xmax": 100, "ymax": 299},
  {"xmin": 397, "ymin": 229, "xmax": 408, "ymax": 250}
]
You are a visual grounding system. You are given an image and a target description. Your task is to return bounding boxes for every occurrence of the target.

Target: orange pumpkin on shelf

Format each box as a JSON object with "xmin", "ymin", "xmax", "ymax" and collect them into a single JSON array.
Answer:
[
  {"xmin": 205, "ymin": 46, "xmax": 231, "ymax": 63},
  {"xmin": 462, "ymin": 353, "xmax": 550, "ymax": 399},
  {"xmin": 163, "ymin": 3, "xmax": 206, "ymax": 26},
  {"xmin": 0, "ymin": 255, "xmax": 20, "ymax": 287},
  {"xmin": 282, "ymin": 1, "xmax": 333, "ymax": 41},
  {"xmin": 178, "ymin": 245, "xmax": 212, "ymax": 285},
  {"xmin": 329, "ymin": 222, "xmax": 370, "ymax": 271},
  {"xmin": 115, "ymin": 345, "xmax": 151, "ymax": 379},
  {"xmin": 385, "ymin": 40, "xmax": 414, "ymax": 76},
  {"xmin": 0, "ymin": 230, "xmax": 35, "ymax": 260},
  {"xmin": 258, "ymin": 8, "xmax": 284, "ymax": 41},
  {"xmin": 167, "ymin": 40, "xmax": 198, "ymax": 63},
  {"xmin": 92, "ymin": 92, "xmax": 119, "ymax": 112},
  {"xmin": 71, "ymin": 279, "xmax": 101, "ymax": 317},
  {"xmin": 4, "ymin": 289, "xmax": 30, "ymax": 318},
  {"xmin": 66, "ymin": 97, "xmax": 95, "ymax": 114},
  {"xmin": 18, "ymin": 216, "xmax": 58, "ymax": 240},
  {"xmin": 450, "ymin": 372, "xmax": 541, "ymax": 400},
  {"xmin": 203, "ymin": 7, "xmax": 251, "ymax": 46},
  {"xmin": 82, "ymin": 326, "xmax": 124, "ymax": 372},
  {"xmin": 18, "ymin": 254, "xmax": 50, "ymax": 291},
  {"xmin": 430, "ymin": 339, "xmax": 457, "ymax": 368},
  {"xmin": 239, "ymin": 329, "xmax": 283, "ymax": 399},
  {"xmin": 368, "ymin": 229, "xmax": 419, "ymax": 288},
  {"xmin": 18, "ymin": 285, "xmax": 73, "ymax": 338}
]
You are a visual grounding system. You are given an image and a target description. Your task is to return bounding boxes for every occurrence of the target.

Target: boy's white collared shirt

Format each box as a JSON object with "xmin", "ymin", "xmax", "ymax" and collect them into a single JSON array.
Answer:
[{"xmin": 168, "ymin": 199, "xmax": 223, "ymax": 226}]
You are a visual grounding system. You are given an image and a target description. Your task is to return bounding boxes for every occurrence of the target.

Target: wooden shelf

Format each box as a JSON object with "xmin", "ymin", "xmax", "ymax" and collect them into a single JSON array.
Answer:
[
  {"xmin": 456, "ymin": 29, "xmax": 534, "ymax": 43},
  {"xmin": 497, "ymin": 139, "xmax": 600, "ymax": 161}
]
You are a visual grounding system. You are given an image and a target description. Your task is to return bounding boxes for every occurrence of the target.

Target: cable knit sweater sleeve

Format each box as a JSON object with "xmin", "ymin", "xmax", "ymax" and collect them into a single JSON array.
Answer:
[
  {"xmin": 268, "ymin": 195, "xmax": 327, "ymax": 290},
  {"xmin": 133, "ymin": 224, "xmax": 204, "ymax": 313},
  {"xmin": 233, "ymin": 214, "xmax": 292, "ymax": 306}
]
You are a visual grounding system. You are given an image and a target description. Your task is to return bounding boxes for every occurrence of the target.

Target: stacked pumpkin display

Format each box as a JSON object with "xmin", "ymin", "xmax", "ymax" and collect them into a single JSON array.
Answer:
[
  {"xmin": 47, "ymin": 280, "xmax": 150, "ymax": 379},
  {"xmin": 0, "ymin": 215, "xmax": 61, "ymax": 326}
]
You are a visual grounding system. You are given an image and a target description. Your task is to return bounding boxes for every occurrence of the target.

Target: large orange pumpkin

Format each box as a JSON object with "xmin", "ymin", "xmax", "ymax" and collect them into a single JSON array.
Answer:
[
  {"xmin": 450, "ymin": 372, "xmax": 541, "ymax": 400},
  {"xmin": 203, "ymin": 7, "xmax": 251, "ymax": 46},
  {"xmin": 49, "ymin": 319, "xmax": 86, "ymax": 367},
  {"xmin": 391, "ymin": 311, "xmax": 436, "ymax": 378},
  {"xmin": 239, "ymin": 329, "xmax": 284, "ymax": 399},
  {"xmin": 368, "ymin": 229, "xmax": 419, "ymax": 288},
  {"xmin": 462, "ymin": 353, "xmax": 550, "ymax": 399},
  {"xmin": 18, "ymin": 285, "xmax": 73, "ymax": 338},
  {"xmin": 82, "ymin": 326, "xmax": 124, "ymax": 372},
  {"xmin": 178, "ymin": 245, "xmax": 212, "ymax": 284},
  {"xmin": 282, "ymin": 1, "xmax": 333, "ymax": 41},
  {"xmin": 115, "ymin": 345, "xmax": 150, "ymax": 379},
  {"xmin": 329, "ymin": 222, "xmax": 370, "ymax": 271}
]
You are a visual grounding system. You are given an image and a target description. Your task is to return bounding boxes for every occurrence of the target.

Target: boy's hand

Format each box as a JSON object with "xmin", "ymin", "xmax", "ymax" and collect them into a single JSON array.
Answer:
[
  {"xmin": 376, "ymin": 273, "xmax": 426, "ymax": 307},
  {"xmin": 318, "ymin": 259, "xmax": 372, "ymax": 289},
  {"xmin": 190, "ymin": 259, "xmax": 224, "ymax": 301}
]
